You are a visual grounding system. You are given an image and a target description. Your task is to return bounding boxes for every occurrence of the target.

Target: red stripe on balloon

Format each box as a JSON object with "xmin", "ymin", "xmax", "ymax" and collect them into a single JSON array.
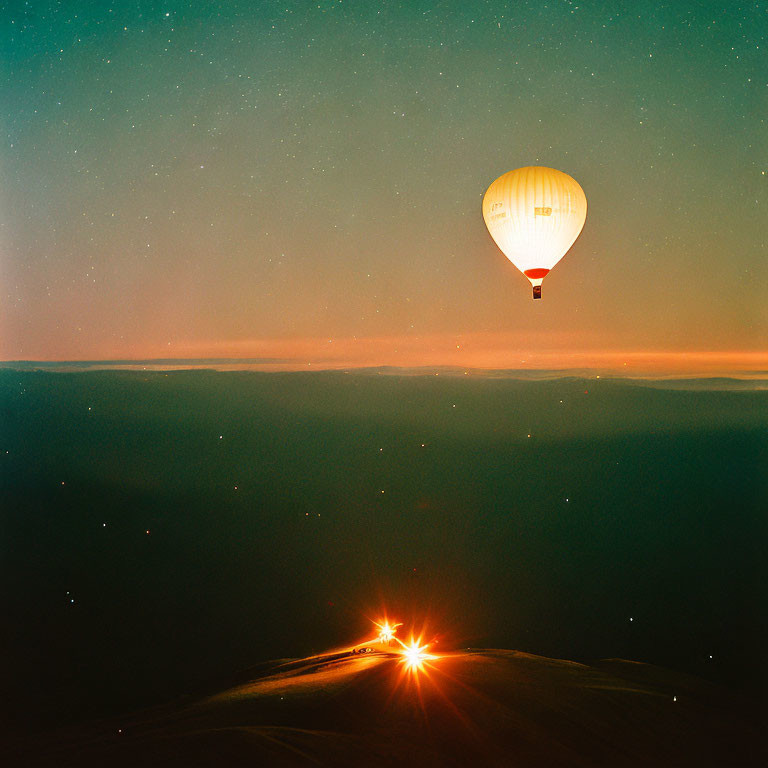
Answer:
[{"xmin": 524, "ymin": 268, "xmax": 550, "ymax": 279}]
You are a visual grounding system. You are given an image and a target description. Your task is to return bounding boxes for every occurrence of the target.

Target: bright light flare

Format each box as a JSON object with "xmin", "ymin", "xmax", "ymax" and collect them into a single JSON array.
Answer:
[
  {"xmin": 374, "ymin": 620, "xmax": 402, "ymax": 645},
  {"xmin": 398, "ymin": 637, "xmax": 437, "ymax": 672}
]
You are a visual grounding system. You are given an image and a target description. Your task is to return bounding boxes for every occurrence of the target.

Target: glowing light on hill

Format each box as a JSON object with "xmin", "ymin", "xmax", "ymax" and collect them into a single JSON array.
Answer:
[
  {"xmin": 398, "ymin": 638, "xmax": 436, "ymax": 672},
  {"xmin": 375, "ymin": 620, "xmax": 402, "ymax": 645}
]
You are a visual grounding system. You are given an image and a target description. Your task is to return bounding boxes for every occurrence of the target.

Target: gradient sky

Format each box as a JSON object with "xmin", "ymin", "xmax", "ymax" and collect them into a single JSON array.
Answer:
[{"xmin": 2, "ymin": 1, "xmax": 766, "ymax": 370}]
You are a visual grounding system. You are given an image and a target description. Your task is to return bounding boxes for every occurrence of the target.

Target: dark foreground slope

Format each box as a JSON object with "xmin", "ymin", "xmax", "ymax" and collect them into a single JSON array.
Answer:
[{"xmin": 14, "ymin": 649, "xmax": 764, "ymax": 767}]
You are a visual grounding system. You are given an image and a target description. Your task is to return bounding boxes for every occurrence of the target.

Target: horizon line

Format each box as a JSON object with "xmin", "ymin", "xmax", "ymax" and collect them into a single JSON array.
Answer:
[{"xmin": 2, "ymin": 357, "xmax": 768, "ymax": 382}]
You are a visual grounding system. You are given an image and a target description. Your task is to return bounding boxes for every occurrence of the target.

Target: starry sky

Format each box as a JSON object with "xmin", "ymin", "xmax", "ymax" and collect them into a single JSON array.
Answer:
[{"xmin": 2, "ymin": 0, "xmax": 767, "ymax": 370}]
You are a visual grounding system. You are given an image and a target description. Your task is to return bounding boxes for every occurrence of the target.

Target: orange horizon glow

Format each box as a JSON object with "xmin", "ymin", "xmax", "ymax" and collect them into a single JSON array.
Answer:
[{"xmin": 4, "ymin": 332, "xmax": 767, "ymax": 377}]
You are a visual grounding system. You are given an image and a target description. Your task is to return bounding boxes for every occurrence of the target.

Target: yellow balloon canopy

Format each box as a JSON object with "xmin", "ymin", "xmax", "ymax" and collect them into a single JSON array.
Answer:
[{"xmin": 482, "ymin": 166, "xmax": 587, "ymax": 299}]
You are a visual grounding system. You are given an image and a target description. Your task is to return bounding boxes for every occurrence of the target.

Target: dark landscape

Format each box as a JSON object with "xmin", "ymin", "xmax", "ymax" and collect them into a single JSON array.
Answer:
[{"xmin": 2, "ymin": 369, "xmax": 766, "ymax": 764}]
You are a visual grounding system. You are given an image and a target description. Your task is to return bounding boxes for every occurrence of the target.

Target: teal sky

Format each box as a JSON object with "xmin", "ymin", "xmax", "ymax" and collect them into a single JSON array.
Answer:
[{"xmin": 2, "ymin": 1, "xmax": 766, "ymax": 368}]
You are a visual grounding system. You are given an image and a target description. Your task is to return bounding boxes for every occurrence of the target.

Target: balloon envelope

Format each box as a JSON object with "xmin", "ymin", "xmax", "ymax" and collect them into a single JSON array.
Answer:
[{"xmin": 482, "ymin": 166, "xmax": 587, "ymax": 298}]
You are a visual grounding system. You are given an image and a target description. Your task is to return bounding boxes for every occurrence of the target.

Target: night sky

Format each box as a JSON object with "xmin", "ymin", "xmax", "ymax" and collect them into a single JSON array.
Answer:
[{"xmin": 2, "ymin": 1, "xmax": 767, "ymax": 369}]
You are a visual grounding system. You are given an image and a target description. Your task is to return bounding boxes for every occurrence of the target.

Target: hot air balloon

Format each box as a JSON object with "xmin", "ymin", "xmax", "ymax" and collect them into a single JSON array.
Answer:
[{"xmin": 482, "ymin": 166, "xmax": 587, "ymax": 299}]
